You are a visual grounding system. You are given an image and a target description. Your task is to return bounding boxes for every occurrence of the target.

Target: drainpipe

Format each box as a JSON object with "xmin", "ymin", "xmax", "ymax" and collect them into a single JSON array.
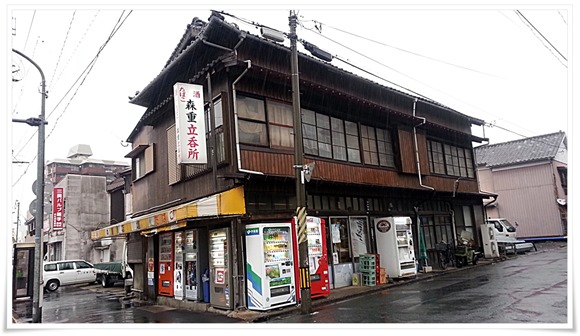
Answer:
[
  {"xmin": 232, "ymin": 60, "xmax": 264, "ymax": 175},
  {"xmin": 413, "ymin": 98, "xmax": 434, "ymax": 193},
  {"xmin": 412, "ymin": 98, "xmax": 434, "ymax": 269}
]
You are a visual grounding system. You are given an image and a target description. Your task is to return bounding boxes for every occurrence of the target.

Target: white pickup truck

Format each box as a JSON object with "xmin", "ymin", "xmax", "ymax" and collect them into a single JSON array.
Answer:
[{"xmin": 486, "ymin": 218, "xmax": 535, "ymax": 254}]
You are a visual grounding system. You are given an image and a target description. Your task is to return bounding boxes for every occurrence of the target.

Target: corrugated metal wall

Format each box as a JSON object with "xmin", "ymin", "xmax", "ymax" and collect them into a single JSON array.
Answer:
[{"xmin": 491, "ymin": 163, "xmax": 563, "ymax": 238}]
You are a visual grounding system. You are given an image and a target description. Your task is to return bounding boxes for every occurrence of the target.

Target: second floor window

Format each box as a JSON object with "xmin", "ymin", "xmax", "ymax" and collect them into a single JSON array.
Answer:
[
  {"xmin": 237, "ymin": 95, "xmax": 268, "ymax": 146},
  {"xmin": 428, "ymin": 139, "xmax": 474, "ymax": 178},
  {"xmin": 303, "ymin": 109, "xmax": 361, "ymax": 163}
]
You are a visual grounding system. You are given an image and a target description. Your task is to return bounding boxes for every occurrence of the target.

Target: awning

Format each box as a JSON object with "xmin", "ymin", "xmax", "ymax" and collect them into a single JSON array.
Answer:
[{"xmin": 91, "ymin": 186, "xmax": 246, "ymax": 240}]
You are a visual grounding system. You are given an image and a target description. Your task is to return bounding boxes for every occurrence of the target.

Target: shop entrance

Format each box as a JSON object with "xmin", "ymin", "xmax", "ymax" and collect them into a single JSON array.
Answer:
[{"xmin": 13, "ymin": 243, "xmax": 35, "ymax": 300}]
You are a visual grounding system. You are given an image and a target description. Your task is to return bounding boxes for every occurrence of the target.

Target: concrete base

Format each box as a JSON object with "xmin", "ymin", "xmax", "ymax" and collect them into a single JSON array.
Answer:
[{"xmin": 422, "ymin": 266, "xmax": 433, "ymax": 273}]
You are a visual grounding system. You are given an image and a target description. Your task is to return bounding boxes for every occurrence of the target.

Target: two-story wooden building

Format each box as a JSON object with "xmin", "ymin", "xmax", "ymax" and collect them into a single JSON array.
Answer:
[{"xmin": 91, "ymin": 12, "xmax": 491, "ymax": 311}]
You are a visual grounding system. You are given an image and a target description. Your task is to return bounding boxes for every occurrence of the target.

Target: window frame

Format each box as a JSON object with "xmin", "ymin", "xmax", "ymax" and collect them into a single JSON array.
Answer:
[{"xmin": 428, "ymin": 139, "xmax": 475, "ymax": 178}]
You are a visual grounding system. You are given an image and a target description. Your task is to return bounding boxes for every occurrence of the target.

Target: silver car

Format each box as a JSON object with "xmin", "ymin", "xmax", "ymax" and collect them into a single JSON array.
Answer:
[{"xmin": 43, "ymin": 260, "xmax": 97, "ymax": 292}]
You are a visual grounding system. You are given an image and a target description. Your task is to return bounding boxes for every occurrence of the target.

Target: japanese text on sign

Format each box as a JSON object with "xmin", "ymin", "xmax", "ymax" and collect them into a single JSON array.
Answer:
[
  {"xmin": 52, "ymin": 187, "xmax": 64, "ymax": 230},
  {"xmin": 173, "ymin": 83, "xmax": 207, "ymax": 164}
]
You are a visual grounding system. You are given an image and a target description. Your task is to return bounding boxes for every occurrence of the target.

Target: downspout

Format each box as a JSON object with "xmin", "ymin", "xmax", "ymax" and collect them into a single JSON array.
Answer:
[
  {"xmin": 413, "ymin": 98, "xmax": 434, "ymax": 193},
  {"xmin": 412, "ymin": 98, "xmax": 435, "ymax": 269},
  {"xmin": 232, "ymin": 60, "xmax": 264, "ymax": 175}
]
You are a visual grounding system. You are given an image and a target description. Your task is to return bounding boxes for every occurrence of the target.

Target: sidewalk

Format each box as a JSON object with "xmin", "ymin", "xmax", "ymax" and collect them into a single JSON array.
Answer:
[{"xmin": 226, "ymin": 258, "xmax": 496, "ymax": 322}]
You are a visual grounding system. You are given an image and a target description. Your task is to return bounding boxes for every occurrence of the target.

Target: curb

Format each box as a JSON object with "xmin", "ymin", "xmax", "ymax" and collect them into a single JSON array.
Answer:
[{"xmin": 246, "ymin": 259, "xmax": 496, "ymax": 323}]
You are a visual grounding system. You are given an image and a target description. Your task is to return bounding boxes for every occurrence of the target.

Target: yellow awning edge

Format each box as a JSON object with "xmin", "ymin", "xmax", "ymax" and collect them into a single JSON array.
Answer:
[{"xmin": 91, "ymin": 186, "xmax": 246, "ymax": 240}]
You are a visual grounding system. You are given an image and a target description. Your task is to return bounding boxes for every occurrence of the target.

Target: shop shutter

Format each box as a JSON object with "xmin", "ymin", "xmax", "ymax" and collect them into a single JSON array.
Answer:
[{"xmin": 127, "ymin": 235, "xmax": 143, "ymax": 264}]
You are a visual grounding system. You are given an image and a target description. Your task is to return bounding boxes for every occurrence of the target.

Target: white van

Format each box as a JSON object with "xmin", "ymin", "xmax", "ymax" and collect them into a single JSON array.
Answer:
[{"xmin": 43, "ymin": 260, "xmax": 97, "ymax": 292}]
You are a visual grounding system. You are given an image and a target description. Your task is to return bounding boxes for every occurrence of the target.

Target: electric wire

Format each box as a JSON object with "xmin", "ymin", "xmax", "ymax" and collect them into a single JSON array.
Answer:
[
  {"xmin": 304, "ymin": 19, "xmax": 499, "ymax": 79},
  {"xmin": 222, "ymin": 9, "xmax": 548, "ymax": 144},
  {"xmin": 23, "ymin": 10, "xmax": 36, "ymax": 52},
  {"xmin": 12, "ymin": 10, "xmax": 133, "ymax": 187},
  {"xmin": 218, "ymin": 9, "xmax": 560, "ymax": 145},
  {"xmin": 52, "ymin": 11, "xmax": 100, "ymax": 92},
  {"xmin": 299, "ymin": 23, "xmax": 434, "ymax": 100},
  {"xmin": 557, "ymin": 10, "xmax": 567, "ymax": 25},
  {"xmin": 48, "ymin": 10, "xmax": 77, "ymax": 92},
  {"xmin": 12, "ymin": 10, "xmax": 130, "ymax": 160},
  {"xmin": 299, "ymin": 14, "xmax": 563, "ymax": 144},
  {"xmin": 515, "ymin": 10, "xmax": 566, "ymax": 67}
]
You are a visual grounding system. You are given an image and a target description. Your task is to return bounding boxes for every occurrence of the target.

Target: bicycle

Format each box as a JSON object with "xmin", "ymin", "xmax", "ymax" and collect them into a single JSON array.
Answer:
[{"xmin": 435, "ymin": 241, "xmax": 455, "ymax": 270}]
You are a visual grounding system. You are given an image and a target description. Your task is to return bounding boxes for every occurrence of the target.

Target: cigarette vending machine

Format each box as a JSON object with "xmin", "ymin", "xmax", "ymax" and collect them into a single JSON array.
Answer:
[
  {"xmin": 245, "ymin": 223, "xmax": 297, "ymax": 311},
  {"xmin": 184, "ymin": 229, "xmax": 200, "ymax": 301},
  {"xmin": 209, "ymin": 228, "xmax": 232, "ymax": 309},
  {"xmin": 293, "ymin": 216, "xmax": 330, "ymax": 299},
  {"xmin": 174, "ymin": 231, "xmax": 184, "ymax": 300},
  {"xmin": 158, "ymin": 232, "xmax": 174, "ymax": 296},
  {"xmin": 373, "ymin": 216, "xmax": 417, "ymax": 279}
]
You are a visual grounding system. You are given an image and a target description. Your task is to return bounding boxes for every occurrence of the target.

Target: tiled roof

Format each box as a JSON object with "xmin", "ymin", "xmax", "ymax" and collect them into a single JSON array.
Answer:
[{"xmin": 474, "ymin": 131, "xmax": 566, "ymax": 167}]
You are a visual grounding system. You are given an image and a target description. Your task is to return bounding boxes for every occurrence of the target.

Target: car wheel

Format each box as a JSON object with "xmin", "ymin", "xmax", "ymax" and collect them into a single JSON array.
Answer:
[
  {"xmin": 46, "ymin": 279, "xmax": 59, "ymax": 292},
  {"xmin": 100, "ymin": 275, "xmax": 109, "ymax": 288}
]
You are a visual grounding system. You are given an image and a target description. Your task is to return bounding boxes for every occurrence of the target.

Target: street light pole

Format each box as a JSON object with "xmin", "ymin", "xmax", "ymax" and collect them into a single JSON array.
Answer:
[
  {"xmin": 289, "ymin": 10, "xmax": 311, "ymax": 314},
  {"xmin": 12, "ymin": 49, "xmax": 46, "ymax": 323}
]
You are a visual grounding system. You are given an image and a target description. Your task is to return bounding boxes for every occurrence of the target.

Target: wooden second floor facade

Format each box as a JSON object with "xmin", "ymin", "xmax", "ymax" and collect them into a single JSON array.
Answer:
[{"xmin": 125, "ymin": 14, "xmax": 487, "ymax": 217}]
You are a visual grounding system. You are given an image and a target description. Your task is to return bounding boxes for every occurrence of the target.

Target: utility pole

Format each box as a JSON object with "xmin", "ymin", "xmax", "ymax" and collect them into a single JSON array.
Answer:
[
  {"xmin": 12, "ymin": 49, "xmax": 46, "ymax": 323},
  {"xmin": 15, "ymin": 201, "xmax": 20, "ymax": 243},
  {"xmin": 289, "ymin": 10, "xmax": 311, "ymax": 315}
]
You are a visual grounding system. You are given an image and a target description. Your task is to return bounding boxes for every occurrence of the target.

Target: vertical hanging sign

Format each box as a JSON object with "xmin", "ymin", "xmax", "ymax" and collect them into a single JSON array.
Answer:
[
  {"xmin": 173, "ymin": 83, "xmax": 207, "ymax": 164},
  {"xmin": 52, "ymin": 187, "xmax": 64, "ymax": 230}
]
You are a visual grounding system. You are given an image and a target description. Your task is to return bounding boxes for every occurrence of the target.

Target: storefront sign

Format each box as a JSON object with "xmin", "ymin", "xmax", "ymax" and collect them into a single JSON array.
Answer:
[
  {"xmin": 52, "ymin": 188, "xmax": 64, "ymax": 230},
  {"xmin": 349, "ymin": 217, "xmax": 369, "ymax": 258},
  {"xmin": 148, "ymin": 258, "xmax": 154, "ymax": 272},
  {"xmin": 173, "ymin": 82, "xmax": 207, "ymax": 164},
  {"xmin": 215, "ymin": 268, "xmax": 225, "ymax": 284}
]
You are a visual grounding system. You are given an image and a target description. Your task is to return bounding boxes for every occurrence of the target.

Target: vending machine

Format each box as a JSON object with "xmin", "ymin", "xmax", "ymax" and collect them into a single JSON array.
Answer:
[
  {"xmin": 245, "ymin": 223, "xmax": 297, "ymax": 311},
  {"xmin": 174, "ymin": 231, "xmax": 184, "ymax": 300},
  {"xmin": 373, "ymin": 217, "xmax": 417, "ymax": 279},
  {"xmin": 184, "ymin": 229, "xmax": 200, "ymax": 301},
  {"xmin": 293, "ymin": 216, "xmax": 330, "ymax": 299},
  {"xmin": 209, "ymin": 228, "xmax": 232, "ymax": 309},
  {"xmin": 158, "ymin": 232, "xmax": 174, "ymax": 296}
]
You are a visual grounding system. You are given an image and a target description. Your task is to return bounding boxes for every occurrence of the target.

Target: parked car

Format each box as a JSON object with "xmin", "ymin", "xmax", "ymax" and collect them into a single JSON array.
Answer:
[{"xmin": 43, "ymin": 260, "xmax": 97, "ymax": 292}]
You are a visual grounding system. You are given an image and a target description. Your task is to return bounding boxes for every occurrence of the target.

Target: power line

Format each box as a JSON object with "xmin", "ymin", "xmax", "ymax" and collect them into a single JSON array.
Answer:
[
  {"xmin": 304, "ymin": 19, "xmax": 500, "ymax": 79},
  {"xmin": 52, "ymin": 11, "xmax": 100, "ymax": 92},
  {"xmin": 515, "ymin": 10, "xmax": 566, "ymax": 66},
  {"xmin": 557, "ymin": 10, "xmax": 567, "ymax": 25},
  {"xmin": 23, "ymin": 10, "xmax": 36, "ymax": 52},
  {"xmin": 12, "ymin": 10, "xmax": 130, "ymax": 161},
  {"xmin": 12, "ymin": 10, "xmax": 133, "ymax": 188},
  {"xmin": 48, "ymin": 11, "xmax": 76, "ymax": 92}
]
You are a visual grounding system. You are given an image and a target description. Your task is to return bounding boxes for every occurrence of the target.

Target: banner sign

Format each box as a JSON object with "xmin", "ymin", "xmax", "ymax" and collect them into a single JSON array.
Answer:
[
  {"xmin": 173, "ymin": 83, "xmax": 207, "ymax": 164},
  {"xmin": 52, "ymin": 187, "xmax": 64, "ymax": 230}
]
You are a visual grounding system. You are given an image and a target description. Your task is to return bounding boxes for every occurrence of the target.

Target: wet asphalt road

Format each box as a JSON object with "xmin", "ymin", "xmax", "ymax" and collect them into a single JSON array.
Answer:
[
  {"xmin": 41, "ymin": 285, "xmax": 242, "ymax": 323},
  {"xmin": 267, "ymin": 246, "xmax": 568, "ymax": 324}
]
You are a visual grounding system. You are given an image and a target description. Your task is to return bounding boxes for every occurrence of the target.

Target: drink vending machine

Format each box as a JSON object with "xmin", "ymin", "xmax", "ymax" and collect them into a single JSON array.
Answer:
[
  {"xmin": 245, "ymin": 223, "xmax": 297, "ymax": 311},
  {"xmin": 209, "ymin": 228, "xmax": 232, "ymax": 309},
  {"xmin": 293, "ymin": 216, "xmax": 330, "ymax": 299},
  {"xmin": 158, "ymin": 232, "xmax": 174, "ymax": 296},
  {"xmin": 373, "ymin": 216, "xmax": 417, "ymax": 279}
]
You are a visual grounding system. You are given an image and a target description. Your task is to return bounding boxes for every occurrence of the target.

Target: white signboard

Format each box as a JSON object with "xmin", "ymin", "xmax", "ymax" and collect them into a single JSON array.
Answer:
[
  {"xmin": 173, "ymin": 83, "xmax": 207, "ymax": 164},
  {"xmin": 349, "ymin": 217, "xmax": 369, "ymax": 258}
]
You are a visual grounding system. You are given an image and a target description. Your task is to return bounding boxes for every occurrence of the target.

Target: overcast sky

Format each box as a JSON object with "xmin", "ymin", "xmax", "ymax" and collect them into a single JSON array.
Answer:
[
  {"xmin": 2, "ymin": 1, "xmax": 577, "ymax": 333},
  {"xmin": 4, "ymin": 2, "xmax": 576, "ymax": 239}
]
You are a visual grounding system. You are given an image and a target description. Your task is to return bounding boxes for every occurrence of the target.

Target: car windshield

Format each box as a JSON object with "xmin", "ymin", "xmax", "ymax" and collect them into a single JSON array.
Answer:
[{"xmin": 500, "ymin": 219, "xmax": 517, "ymax": 232}]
